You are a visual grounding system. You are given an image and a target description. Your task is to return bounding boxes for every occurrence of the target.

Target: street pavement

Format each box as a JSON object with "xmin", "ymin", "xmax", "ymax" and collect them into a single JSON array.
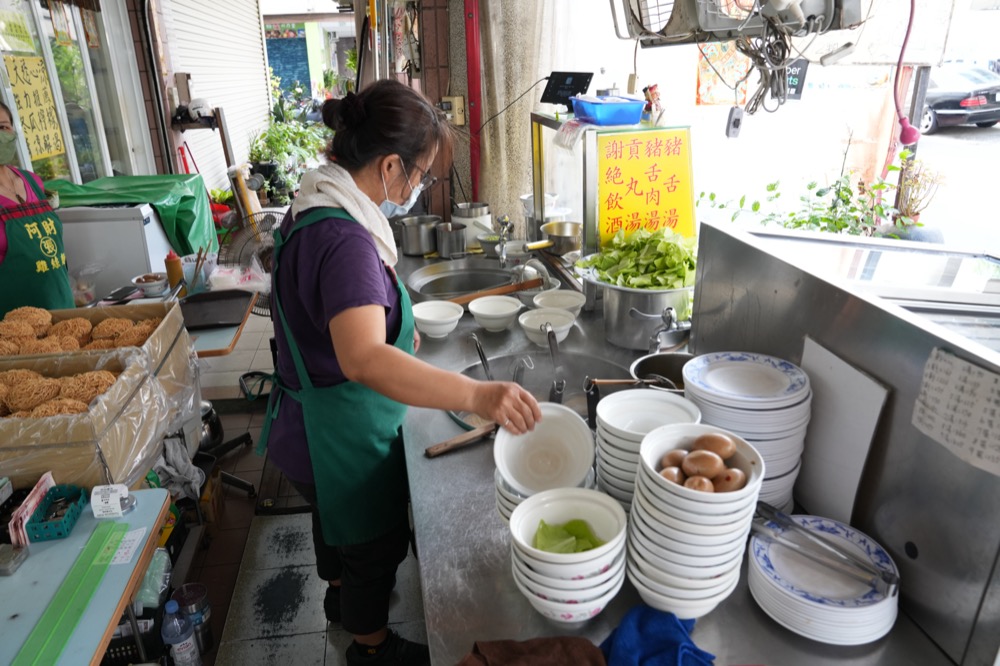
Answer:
[{"xmin": 914, "ymin": 124, "xmax": 1000, "ymax": 256}]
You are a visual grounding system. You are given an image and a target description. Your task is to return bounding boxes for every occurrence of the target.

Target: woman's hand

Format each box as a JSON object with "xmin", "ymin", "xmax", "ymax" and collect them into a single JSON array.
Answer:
[
  {"xmin": 469, "ymin": 381, "xmax": 542, "ymax": 435},
  {"xmin": 413, "ymin": 328, "xmax": 421, "ymax": 353}
]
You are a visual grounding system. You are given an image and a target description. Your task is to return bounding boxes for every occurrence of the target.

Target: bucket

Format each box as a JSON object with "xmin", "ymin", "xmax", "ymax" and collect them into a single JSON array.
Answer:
[
  {"xmin": 171, "ymin": 582, "xmax": 213, "ymax": 654},
  {"xmin": 435, "ymin": 222, "xmax": 467, "ymax": 259},
  {"xmin": 452, "ymin": 202, "xmax": 491, "ymax": 249}
]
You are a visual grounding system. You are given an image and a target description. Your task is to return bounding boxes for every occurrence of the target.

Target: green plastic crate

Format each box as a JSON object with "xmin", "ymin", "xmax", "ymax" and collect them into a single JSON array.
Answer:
[{"xmin": 27, "ymin": 485, "xmax": 88, "ymax": 542}]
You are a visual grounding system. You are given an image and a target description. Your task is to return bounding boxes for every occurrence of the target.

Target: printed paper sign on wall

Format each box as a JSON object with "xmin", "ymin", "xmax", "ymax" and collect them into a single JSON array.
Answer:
[
  {"xmin": 597, "ymin": 127, "xmax": 696, "ymax": 246},
  {"xmin": 3, "ymin": 55, "xmax": 66, "ymax": 161}
]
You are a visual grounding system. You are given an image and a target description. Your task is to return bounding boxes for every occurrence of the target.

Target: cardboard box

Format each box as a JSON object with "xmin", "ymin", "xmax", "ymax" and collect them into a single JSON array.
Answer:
[{"xmin": 0, "ymin": 349, "xmax": 169, "ymax": 489}]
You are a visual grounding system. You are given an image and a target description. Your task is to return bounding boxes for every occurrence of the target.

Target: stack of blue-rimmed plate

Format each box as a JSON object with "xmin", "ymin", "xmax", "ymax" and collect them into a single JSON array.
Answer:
[
  {"xmin": 747, "ymin": 514, "xmax": 899, "ymax": 644},
  {"xmin": 683, "ymin": 352, "xmax": 811, "ymax": 512},
  {"xmin": 594, "ymin": 389, "xmax": 701, "ymax": 511}
]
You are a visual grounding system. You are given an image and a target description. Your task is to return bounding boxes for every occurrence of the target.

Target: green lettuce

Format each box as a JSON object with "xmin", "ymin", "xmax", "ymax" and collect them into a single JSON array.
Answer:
[
  {"xmin": 533, "ymin": 519, "xmax": 605, "ymax": 553},
  {"xmin": 576, "ymin": 229, "xmax": 697, "ymax": 290}
]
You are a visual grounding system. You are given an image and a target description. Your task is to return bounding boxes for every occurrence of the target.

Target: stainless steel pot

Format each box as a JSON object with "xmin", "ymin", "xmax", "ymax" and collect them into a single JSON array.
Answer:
[
  {"xmin": 598, "ymin": 282, "xmax": 693, "ymax": 350},
  {"xmin": 435, "ymin": 222, "xmax": 467, "ymax": 259},
  {"xmin": 398, "ymin": 215, "xmax": 441, "ymax": 256},
  {"xmin": 630, "ymin": 352, "xmax": 694, "ymax": 390}
]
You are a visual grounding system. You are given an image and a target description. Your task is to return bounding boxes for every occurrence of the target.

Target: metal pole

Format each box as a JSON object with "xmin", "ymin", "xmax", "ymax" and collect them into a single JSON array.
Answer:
[{"xmin": 464, "ymin": 0, "xmax": 481, "ymax": 201}]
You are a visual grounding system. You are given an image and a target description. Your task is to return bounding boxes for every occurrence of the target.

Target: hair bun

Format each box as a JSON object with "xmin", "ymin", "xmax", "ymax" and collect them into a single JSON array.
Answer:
[{"xmin": 340, "ymin": 92, "xmax": 367, "ymax": 128}]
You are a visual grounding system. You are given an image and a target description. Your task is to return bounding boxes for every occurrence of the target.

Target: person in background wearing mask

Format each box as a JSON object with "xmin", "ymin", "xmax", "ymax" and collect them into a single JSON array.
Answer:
[
  {"xmin": 258, "ymin": 79, "xmax": 541, "ymax": 666},
  {"xmin": 0, "ymin": 100, "xmax": 73, "ymax": 316}
]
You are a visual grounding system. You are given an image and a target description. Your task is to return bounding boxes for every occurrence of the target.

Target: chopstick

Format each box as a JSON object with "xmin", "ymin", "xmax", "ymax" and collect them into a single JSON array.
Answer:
[
  {"xmin": 446, "ymin": 278, "xmax": 543, "ymax": 306},
  {"xmin": 190, "ymin": 247, "xmax": 206, "ymax": 292}
]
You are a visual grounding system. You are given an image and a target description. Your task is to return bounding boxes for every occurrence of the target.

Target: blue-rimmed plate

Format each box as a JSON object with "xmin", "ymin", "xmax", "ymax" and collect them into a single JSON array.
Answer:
[
  {"xmin": 749, "ymin": 515, "xmax": 898, "ymax": 609},
  {"xmin": 682, "ymin": 352, "xmax": 810, "ymax": 409}
]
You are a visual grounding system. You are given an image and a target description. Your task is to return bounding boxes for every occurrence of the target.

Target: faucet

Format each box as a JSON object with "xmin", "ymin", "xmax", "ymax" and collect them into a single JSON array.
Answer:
[
  {"xmin": 647, "ymin": 307, "xmax": 692, "ymax": 354},
  {"xmin": 497, "ymin": 215, "xmax": 514, "ymax": 269}
]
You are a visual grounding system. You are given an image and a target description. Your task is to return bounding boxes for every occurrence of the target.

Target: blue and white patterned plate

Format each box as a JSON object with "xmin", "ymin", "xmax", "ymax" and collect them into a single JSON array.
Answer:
[
  {"xmin": 683, "ymin": 352, "xmax": 810, "ymax": 409},
  {"xmin": 749, "ymin": 515, "xmax": 898, "ymax": 608}
]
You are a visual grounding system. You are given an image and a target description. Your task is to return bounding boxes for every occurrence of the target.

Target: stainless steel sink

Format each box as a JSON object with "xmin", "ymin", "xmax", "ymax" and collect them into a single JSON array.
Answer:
[
  {"xmin": 405, "ymin": 258, "xmax": 513, "ymax": 302},
  {"xmin": 449, "ymin": 351, "xmax": 632, "ymax": 428}
]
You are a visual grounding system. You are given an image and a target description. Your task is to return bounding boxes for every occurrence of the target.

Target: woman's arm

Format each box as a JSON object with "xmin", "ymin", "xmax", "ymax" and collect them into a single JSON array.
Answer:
[{"xmin": 329, "ymin": 305, "xmax": 541, "ymax": 433}]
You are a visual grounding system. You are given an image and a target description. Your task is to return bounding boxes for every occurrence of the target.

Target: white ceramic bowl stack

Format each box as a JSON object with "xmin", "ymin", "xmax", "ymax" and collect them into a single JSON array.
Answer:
[
  {"xmin": 508, "ymin": 488, "xmax": 628, "ymax": 623},
  {"xmin": 682, "ymin": 352, "xmax": 812, "ymax": 513},
  {"xmin": 411, "ymin": 300, "xmax": 464, "ymax": 339},
  {"xmin": 747, "ymin": 514, "xmax": 899, "ymax": 644},
  {"xmin": 493, "ymin": 403, "xmax": 596, "ymax": 523},
  {"xmin": 594, "ymin": 390, "xmax": 702, "ymax": 511},
  {"xmin": 627, "ymin": 423, "xmax": 765, "ymax": 618}
]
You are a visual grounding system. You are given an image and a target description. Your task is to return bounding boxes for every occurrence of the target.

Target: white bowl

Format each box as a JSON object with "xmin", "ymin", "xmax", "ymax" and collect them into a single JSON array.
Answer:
[
  {"xmin": 494, "ymin": 403, "xmax": 594, "ymax": 497},
  {"xmin": 509, "ymin": 487, "xmax": 627, "ymax": 566},
  {"xmin": 627, "ymin": 552, "xmax": 741, "ymax": 599},
  {"xmin": 512, "ymin": 544, "xmax": 626, "ymax": 591},
  {"xmin": 630, "ymin": 497, "xmax": 751, "ymax": 546},
  {"xmin": 518, "ymin": 307, "xmax": 576, "ymax": 347},
  {"xmin": 513, "ymin": 563, "xmax": 625, "ymax": 624},
  {"xmin": 626, "ymin": 545, "xmax": 742, "ymax": 591},
  {"xmin": 597, "ymin": 477, "xmax": 634, "ymax": 503},
  {"xmin": 635, "ymin": 473, "xmax": 758, "ymax": 526},
  {"xmin": 596, "ymin": 390, "xmax": 701, "ymax": 442},
  {"xmin": 627, "ymin": 530, "xmax": 744, "ymax": 579},
  {"xmin": 131, "ymin": 272, "xmax": 168, "ymax": 296},
  {"xmin": 597, "ymin": 431, "xmax": 642, "ymax": 461},
  {"xmin": 631, "ymin": 508, "xmax": 749, "ymax": 560},
  {"xmin": 512, "ymin": 556, "xmax": 624, "ymax": 604},
  {"xmin": 596, "ymin": 447, "xmax": 637, "ymax": 476},
  {"xmin": 627, "ymin": 556, "xmax": 739, "ymax": 618},
  {"xmin": 639, "ymin": 423, "xmax": 765, "ymax": 504},
  {"xmin": 411, "ymin": 300, "xmax": 464, "ymax": 338},
  {"xmin": 469, "ymin": 295, "xmax": 522, "ymax": 332},
  {"xmin": 516, "ymin": 277, "xmax": 562, "ymax": 307},
  {"xmin": 532, "ymin": 289, "xmax": 587, "ymax": 316},
  {"xmin": 596, "ymin": 458, "xmax": 635, "ymax": 486},
  {"xmin": 636, "ymin": 465, "xmax": 760, "ymax": 518}
]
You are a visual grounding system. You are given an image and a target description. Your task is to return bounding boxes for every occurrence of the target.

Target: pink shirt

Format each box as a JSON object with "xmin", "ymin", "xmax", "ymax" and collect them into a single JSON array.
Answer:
[{"xmin": 0, "ymin": 168, "xmax": 44, "ymax": 265}]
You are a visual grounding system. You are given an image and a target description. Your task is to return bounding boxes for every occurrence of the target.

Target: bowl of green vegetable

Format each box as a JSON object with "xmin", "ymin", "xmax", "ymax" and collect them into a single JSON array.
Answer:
[
  {"xmin": 508, "ymin": 487, "xmax": 627, "ymax": 569},
  {"xmin": 576, "ymin": 229, "xmax": 697, "ymax": 350}
]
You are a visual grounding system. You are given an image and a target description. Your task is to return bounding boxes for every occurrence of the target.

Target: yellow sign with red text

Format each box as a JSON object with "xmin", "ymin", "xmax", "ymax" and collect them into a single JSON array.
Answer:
[{"xmin": 597, "ymin": 128, "xmax": 695, "ymax": 247}]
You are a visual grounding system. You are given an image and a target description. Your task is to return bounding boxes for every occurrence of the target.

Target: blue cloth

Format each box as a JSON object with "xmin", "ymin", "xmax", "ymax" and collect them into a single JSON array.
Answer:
[{"xmin": 600, "ymin": 605, "xmax": 715, "ymax": 666}]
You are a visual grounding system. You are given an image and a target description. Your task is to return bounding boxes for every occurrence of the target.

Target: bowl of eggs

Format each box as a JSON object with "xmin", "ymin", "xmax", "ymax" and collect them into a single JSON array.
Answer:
[{"xmin": 131, "ymin": 272, "xmax": 168, "ymax": 297}]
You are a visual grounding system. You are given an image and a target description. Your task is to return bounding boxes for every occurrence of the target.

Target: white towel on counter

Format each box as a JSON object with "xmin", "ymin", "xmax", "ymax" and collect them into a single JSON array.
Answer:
[
  {"xmin": 153, "ymin": 436, "xmax": 205, "ymax": 501},
  {"xmin": 292, "ymin": 162, "xmax": 398, "ymax": 267}
]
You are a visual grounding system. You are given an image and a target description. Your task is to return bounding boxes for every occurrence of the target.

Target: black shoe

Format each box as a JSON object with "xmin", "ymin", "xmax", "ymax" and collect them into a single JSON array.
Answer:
[
  {"xmin": 324, "ymin": 585, "xmax": 341, "ymax": 623},
  {"xmin": 345, "ymin": 629, "xmax": 430, "ymax": 666}
]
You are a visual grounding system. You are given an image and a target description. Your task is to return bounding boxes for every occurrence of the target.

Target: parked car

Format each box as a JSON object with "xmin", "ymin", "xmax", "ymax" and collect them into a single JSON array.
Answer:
[{"xmin": 921, "ymin": 65, "xmax": 1000, "ymax": 134}]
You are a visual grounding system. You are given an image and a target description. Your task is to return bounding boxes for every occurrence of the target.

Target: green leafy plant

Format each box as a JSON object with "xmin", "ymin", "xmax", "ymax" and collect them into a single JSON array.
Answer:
[
  {"xmin": 896, "ymin": 149, "xmax": 942, "ymax": 220},
  {"xmin": 209, "ymin": 188, "xmax": 235, "ymax": 207}
]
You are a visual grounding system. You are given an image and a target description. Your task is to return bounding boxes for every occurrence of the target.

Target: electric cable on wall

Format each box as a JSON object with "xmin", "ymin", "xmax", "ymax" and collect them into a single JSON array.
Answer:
[{"xmin": 476, "ymin": 77, "xmax": 549, "ymax": 134}]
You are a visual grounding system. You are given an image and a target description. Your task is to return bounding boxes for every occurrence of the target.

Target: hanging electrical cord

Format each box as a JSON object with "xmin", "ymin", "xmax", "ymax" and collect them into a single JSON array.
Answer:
[
  {"xmin": 893, "ymin": 0, "xmax": 920, "ymax": 145},
  {"xmin": 476, "ymin": 77, "xmax": 549, "ymax": 134}
]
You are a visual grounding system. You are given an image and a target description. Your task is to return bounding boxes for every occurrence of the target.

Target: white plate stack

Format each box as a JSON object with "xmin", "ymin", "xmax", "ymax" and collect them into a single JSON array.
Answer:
[
  {"xmin": 508, "ymin": 488, "xmax": 628, "ymax": 624},
  {"xmin": 748, "ymin": 514, "xmax": 899, "ymax": 644},
  {"xmin": 682, "ymin": 352, "xmax": 811, "ymax": 513},
  {"xmin": 594, "ymin": 390, "xmax": 702, "ymax": 512},
  {"xmin": 627, "ymin": 424, "xmax": 765, "ymax": 619},
  {"xmin": 494, "ymin": 403, "xmax": 597, "ymax": 524}
]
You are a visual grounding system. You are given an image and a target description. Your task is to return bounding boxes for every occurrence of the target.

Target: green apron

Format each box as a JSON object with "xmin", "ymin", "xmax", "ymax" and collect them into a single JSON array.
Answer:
[
  {"xmin": 0, "ymin": 168, "xmax": 73, "ymax": 314},
  {"xmin": 258, "ymin": 206, "xmax": 414, "ymax": 546}
]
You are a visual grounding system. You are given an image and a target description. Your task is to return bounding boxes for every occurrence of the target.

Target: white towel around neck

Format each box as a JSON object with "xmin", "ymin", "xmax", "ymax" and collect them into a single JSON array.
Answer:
[{"xmin": 291, "ymin": 162, "xmax": 398, "ymax": 266}]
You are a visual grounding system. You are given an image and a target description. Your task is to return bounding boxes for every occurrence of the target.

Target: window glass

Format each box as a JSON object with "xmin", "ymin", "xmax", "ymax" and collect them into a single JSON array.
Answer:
[
  {"xmin": 78, "ymin": 3, "xmax": 131, "ymax": 175},
  {"xmin": 35, "ymin": 0, "xmax": 107, "ymax": 182},
  {"xmin": 0, "ymin": 0, "xmax": 72, "ymax": 180}
]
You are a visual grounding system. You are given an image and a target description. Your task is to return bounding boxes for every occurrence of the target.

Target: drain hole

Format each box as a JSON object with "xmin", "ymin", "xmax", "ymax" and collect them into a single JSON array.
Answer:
[{"xmin": 904, "ymin": 541, "xmax": 919, "ymax": 559}]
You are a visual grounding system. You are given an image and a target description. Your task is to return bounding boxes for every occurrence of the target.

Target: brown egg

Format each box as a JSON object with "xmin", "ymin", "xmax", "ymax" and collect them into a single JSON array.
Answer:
[
  {"xmin": 659, "ymin": 466, "xmax": 686, "ymax": 485},
  {"xmin": 692, "ymin": 433, "xmax": 737, "ymax": 460},
  {"xmin": 682, "ymin": 449, "xmax": 726, "ymax": 479},
  {"xmin": 659, "ymin": 448, "xmax": 689, "ymax": 471},
  {"xmin": 684, "ymin": 475, "xmax": 715, "ymax": 492},
  {"xmin": 712, "ymin": 467, "xmax": 747, "ymax": 492}
]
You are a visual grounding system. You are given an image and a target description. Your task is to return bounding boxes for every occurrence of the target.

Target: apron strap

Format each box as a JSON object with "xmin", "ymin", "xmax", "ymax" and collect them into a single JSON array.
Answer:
[
  {"xmin": 13, "ymin": 167, "xmax": 45, "ymax": 201},
  {"xmin": 272, "ymin": 207, "xmax": 355, "ymax": 391}
]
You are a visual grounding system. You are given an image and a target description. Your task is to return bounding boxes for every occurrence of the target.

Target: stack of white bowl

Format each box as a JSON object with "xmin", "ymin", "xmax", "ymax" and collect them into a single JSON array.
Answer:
[
  {"xmin": 682, "ymin": 352, "xmax": 811, "ymax": 513},
  {"xmin": 748, "ymin": 514, "xmax": 899, "ymax": 644},
  {"xmin": 595, "ymin": 389, "xmax": 702, "ymax": 511},
  {"xmin": 494, "ymin": 403, "xmax": 595, "ymax": 523},
  {"xmin": 628, "ymin": 423, "xmax": 765, "ymax": 618},
  {"xmin": 508, "ymin": 487, "xmax": 628, "ymax": 623}
]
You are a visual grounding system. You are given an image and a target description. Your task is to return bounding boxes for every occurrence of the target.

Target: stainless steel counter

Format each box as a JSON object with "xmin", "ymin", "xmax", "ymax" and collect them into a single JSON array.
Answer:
[{"xmin": 398, "ymin": 254, "xmax": 953, "ymax": 666}]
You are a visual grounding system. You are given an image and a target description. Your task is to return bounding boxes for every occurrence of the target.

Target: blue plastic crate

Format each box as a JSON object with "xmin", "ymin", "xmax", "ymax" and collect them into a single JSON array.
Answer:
[
  {"xmin": 571, "ymin": 97, "xmax": 645, "ymax": 126},
  {"xmin": 27, "ymin": 484, "xmax": 87, "ymax": 542}
]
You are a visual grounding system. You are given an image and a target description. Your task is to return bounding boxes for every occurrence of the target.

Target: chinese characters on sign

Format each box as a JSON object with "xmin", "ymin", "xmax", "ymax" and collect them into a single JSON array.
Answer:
[
  {"xmin": 597, "ymin": 128, "xmax": 696, "ymax": 246},
  {"xmin": 912, "ymin": 348, "xmax": 1000, "ymax": 478},
  {"xmin": 21, "ymin": 217, "xmax": 66, "ymax": 273},
  {"xmin": 0, "ymin": 11, "xmax": 36, "ymax": 53},
  {"xmin": 3, "ymin": 55, "xmax": 67, "ymax": 161}
]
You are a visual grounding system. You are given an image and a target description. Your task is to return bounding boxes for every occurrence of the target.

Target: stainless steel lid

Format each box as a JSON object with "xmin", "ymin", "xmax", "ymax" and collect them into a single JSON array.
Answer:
[{"xmin": 453, "ymin": 202, "xmax": 489, "ymax": 217}]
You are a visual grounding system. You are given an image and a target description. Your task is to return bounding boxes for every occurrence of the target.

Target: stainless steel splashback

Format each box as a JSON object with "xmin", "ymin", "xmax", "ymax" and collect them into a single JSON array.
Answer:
[{"xmin": 691, "ymin": 222, "xmax": 1000, "ymax": 665}]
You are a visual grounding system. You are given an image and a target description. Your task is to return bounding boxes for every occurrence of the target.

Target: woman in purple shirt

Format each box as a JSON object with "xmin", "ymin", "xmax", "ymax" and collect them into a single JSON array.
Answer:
[{"xmin": 260, "ymin": 80, "xmax": 540, "ymax": 666}]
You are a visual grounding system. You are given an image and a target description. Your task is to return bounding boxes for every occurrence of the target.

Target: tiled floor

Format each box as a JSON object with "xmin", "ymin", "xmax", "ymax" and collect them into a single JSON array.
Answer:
[{"xmin": 187, "ymin": 315, "xmax": 428, "ymax": 665}]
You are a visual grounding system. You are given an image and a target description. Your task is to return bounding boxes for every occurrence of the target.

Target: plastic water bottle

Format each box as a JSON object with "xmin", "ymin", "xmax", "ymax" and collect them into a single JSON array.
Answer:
[{"xmin": 161, "ymin": 599, "xmax": 202, "ymax": 665}]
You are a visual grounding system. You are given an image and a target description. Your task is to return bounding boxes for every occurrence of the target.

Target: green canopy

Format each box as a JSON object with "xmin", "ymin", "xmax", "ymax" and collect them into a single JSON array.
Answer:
[{"xmin": 45, "ymin": 175, "xmax": 218, "ymax": 256}]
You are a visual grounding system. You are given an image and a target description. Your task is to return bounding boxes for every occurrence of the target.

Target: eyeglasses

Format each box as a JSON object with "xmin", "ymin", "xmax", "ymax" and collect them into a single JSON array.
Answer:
[{"xmin": 402, "ymin": 159, "xmax": 438, "ymax": 191}]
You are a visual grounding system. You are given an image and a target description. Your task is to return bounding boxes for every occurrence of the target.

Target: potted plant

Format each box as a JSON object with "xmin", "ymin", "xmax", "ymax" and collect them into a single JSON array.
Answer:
[{"xmin": 894, "ymin": 150, "xmax": 943, "ymax": 225}]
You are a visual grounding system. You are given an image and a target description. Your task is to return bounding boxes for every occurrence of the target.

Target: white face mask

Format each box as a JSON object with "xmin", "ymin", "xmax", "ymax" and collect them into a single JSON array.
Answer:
[{"xmin": 379, "ymin": 166, "xmax": 423, "ymax": 218}]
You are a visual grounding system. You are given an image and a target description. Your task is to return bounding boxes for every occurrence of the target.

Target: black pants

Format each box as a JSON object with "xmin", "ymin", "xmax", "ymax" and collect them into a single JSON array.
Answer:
[{"xmin": 289, "ymin": 480, "xmax": 410, "ymax": 635}]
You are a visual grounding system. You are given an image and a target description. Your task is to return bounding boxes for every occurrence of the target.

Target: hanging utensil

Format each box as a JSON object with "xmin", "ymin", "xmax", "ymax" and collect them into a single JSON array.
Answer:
[{"xmin": 424, "ymin": 423, "xmax": 498, "ymax": 458}]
